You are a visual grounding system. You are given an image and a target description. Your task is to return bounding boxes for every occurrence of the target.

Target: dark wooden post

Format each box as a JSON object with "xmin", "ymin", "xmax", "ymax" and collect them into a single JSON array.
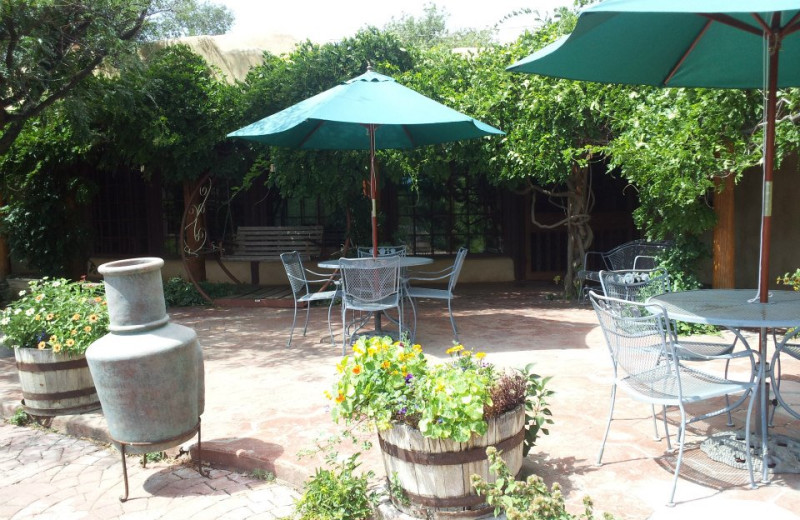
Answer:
[{"xmin": 713, "ymin": 175, "xmax": 735, "ymax": 288}]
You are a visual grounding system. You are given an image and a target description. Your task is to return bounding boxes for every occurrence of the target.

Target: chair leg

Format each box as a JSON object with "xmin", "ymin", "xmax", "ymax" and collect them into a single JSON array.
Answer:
[
  {"xmin": 667, "ymin": 408, "xmax": 688, "ymax": 507},
  {"xmin": 302, "ymin": 300, "xmax": 312, "ymax": 336},
  {"xmin": 407, "ymin": 294, "xmax": 417, "ymax": 344},
  {"xmin": 327, "ymin": 298, "xmax": 336, "ymax": 346},
  {"xmin": 744, "ymin": 385, "xmax": 757, "ymax": 489},
  {"xmin": 447, "ymin": 298, "xmax": 458, "ymax": 342},
  {"xmin": 597, "ymin": 384, "xmax": 617, "ymax": 466},
  {"xmin": 662, "ymin": 405, "xmax": 672, "ymax": 451},
  {"xmin": 341, "ymin": 305, "xmax": 347, "ymax": 356},
  {"xmin": 287, "ymin": 300, "xmax": 299, "ymax": 348},
  {"xmin": 769, "ymin": 354, "xmax": 782, "ymax": 427},
  {"xmin": 650, "ymin": 405, "xmax": 661, "ymax": 441},
  {"xmin": 724, "ymin": 358, "xmax": 734, "ymax": 427}
]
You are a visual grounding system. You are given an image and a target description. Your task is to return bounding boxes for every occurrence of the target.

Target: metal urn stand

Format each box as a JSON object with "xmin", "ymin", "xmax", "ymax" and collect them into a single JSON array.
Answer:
[{"xmin": 86, "ymin": 257, "xmax": 207, "ymax": 501}]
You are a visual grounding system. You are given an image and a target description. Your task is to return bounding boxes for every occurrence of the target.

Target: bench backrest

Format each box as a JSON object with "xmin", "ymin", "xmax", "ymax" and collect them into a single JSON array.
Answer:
[{"xmin": 226, "ymin": 225, "xmax": 324, "ymax": 260}]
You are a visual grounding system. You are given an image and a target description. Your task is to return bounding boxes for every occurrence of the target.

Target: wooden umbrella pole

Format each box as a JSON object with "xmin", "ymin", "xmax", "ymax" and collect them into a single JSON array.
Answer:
[
  {"xmin": 369, "ymin": 124, "xmax": 379, "ymax": 258},
  {"xmin": 759, "ymin": 23, "xmax": 780, "ymax": 304}
]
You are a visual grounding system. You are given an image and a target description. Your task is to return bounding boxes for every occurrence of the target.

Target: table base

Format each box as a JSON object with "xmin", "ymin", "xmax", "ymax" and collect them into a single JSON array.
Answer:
[{"xmin": 701, "ymin": 431, "xmax": 800, "ymax": 474}]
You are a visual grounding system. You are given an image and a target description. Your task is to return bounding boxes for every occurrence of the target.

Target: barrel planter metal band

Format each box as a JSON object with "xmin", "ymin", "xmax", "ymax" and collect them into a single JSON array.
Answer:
[
  {"xmin": 378, "ymin": 405, "xmax": 525, "ymax": 519},
  {"xmin": 14, "ymin": 348, "xmax": 100, "ymax": 417}
]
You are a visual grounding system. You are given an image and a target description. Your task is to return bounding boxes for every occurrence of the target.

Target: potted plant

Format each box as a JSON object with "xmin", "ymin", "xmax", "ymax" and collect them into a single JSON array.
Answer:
[
  {"xmin": 1, "ymin": 277, "xmax": 108, "ymax": 416},
  {"xmin": 330, "ymin": 336, "xmax": 552, "ymax": 519}
]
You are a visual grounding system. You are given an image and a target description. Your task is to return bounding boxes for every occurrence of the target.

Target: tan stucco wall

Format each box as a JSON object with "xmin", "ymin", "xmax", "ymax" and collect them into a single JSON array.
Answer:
[{"xmin": 88, "ymin": 256, "xmax": 516, "ymax": 286}]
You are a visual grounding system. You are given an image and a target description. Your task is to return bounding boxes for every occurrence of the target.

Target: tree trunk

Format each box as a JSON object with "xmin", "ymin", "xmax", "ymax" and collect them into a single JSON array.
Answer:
[
  {"xmin": 563, "ymin": 162, "xmax": 593, "ymax": 298},
  {"xmin": 182, "ymin": 178, "xmax": 207, "ymax": 282}
]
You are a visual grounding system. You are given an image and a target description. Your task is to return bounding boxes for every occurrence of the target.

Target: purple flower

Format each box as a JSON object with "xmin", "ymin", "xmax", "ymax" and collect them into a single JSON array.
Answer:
[
  {"xmin": 404, "ymin": 373, "xmax": 414, "ymax": 383},
  {"xmin": 398, "ymin": 407, "xmax": 407, "ymax": 416}
]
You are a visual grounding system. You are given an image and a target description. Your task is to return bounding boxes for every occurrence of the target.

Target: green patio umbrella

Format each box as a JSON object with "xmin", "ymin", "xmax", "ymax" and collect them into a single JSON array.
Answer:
[
  {"xmin": 508, "ymin": 0, "xmax": 800, "ymax": 304},
  {"xmin": 227, "ymin": 69, "xmax": 503, "ymax": 257}
]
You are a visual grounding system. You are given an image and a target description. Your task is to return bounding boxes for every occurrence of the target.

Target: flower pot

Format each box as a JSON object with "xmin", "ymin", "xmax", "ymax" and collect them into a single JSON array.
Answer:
[
  {"xmin": 86, "ymin": 257, "xmax": 204, "ymax": 454},
  {"xmin": 14, "ymin": 347, "xmax": 100, "ymax": 416},
  {"xmin": 378, "ymin": 405, "xmax": 525, "ymax": 519}
]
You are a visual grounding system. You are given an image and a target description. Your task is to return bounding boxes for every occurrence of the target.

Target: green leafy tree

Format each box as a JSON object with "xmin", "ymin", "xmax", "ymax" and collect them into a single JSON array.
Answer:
[
  {"xmin": 383, "ymin": 3, "xmax": 494, "ymax": 49},
  {"xmin": 139, "ymin": 0, "xmax": 233, "ymax": 40},
  {"xmin": 0, "ymin": 0, "xmax": 150, "ymax": 156}
]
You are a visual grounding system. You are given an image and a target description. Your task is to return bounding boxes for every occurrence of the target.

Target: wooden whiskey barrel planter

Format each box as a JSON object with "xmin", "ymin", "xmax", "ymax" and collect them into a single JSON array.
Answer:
[
  {"xmin": 14, "ymin": 348, "xmax": 100, "ymax": 416},
  {"xmin": 378, "ymin": 405, "xmax": 525, "ymax": 519}
]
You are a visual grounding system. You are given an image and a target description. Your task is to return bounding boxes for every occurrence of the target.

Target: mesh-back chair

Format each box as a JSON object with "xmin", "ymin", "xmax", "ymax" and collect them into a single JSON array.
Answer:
[
  {"xmin": 340, "ymin": 257, "xmax": 403, "ymax": 355},
  {"xmin": 771, "ymin": 328, "xmax": 800, "ymax": 421},
  {"xmin": 356, "ymin": 245, "xmax": 407, "ymax": 258},
  {"xmin": 590, "ymin": 292, "xmax": 758, "ymax": 506},
  {"xmin": 405, "ymin": 247, "xmax": 468, "ymax": 342},
  {"xmin": 280, "ymin": 251, "xmax": 341, "ymax": 348},
  {"xmin": 599, "ymin": 268, "xmax": 744, "ymax": 426},
  {"xmin": 578, "ymin": 240, "xmax": 672, "ymax": 300}
]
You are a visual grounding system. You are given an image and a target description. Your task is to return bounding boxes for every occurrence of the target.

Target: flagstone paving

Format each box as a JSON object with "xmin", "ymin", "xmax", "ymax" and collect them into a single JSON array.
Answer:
[{"xmin": 1, "ymin": 282, "xmax": 799, "ymax": 519}]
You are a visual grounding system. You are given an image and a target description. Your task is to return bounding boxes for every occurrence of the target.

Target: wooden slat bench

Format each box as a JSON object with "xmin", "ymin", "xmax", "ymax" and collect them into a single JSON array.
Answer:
[{"xmin": 222, "ymin": 225, "xmax": 324, "ymax": 284}]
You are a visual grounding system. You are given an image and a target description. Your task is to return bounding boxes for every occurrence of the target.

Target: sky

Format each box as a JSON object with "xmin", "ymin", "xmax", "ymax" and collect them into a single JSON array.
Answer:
[{"xmin": 216, "ymin": 1, "xmax": 575, "ymax": 44}]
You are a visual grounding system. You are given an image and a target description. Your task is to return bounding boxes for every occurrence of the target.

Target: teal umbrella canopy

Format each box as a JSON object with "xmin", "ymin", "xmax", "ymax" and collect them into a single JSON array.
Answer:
[
  {"xmin": 228, "ymin": 69, "xmax": 503, "ymax": 256},
  {"xmin": 508, "ymin": 0, "xmax": 800, "ymax": 88},
  {"xmin": 228, "ymin": 70, "xmax": 503, "ymax": 149},
  {"xmin": 508, "ymin": 0, "xmax": 800, "ymax": 304}
]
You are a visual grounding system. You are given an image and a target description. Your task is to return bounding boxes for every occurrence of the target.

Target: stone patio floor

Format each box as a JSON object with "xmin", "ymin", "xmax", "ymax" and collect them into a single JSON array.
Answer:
[{"xmin": 1, "ymin": 281, "xmax": 799, "ymax": 519}]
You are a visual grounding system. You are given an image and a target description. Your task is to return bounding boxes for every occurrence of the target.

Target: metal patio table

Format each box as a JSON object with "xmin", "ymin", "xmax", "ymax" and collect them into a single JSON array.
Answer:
[
  {"xmin": 318, "ymin": 257, "xmax": 434, "ymax": 339},
  {"xmin": 649, "ymin": 289, "xmax": 800, "ymax": 482}
]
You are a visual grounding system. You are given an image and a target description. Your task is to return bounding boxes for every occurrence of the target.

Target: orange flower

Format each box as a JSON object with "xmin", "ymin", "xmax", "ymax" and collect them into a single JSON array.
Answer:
[
  {"xmin": 84, "ymin": 326, "xmax": 92, "ymax": 333},
  {"xmin": 88, "ymin": 314, "xmax": 98, "ymax": 323},
  {"xmin": 93, "ymin": 297, "xmax": 102, "ymax": 303},
  {"xmin": 65, "ymin": 339, "xmax": 75, "ymax": 347},
  {"xmin": 352, "ymin": 365, "xmax": 362, "ymax": 375},
  {"xmin": 381, "ymin": 360, "xmax": 391, "ymax": 370},
  {"xmin": 335, "ymin": 393, "xmax": 345, "ymax": 403},
  {"xmin": 46, "ymin": 313, "xmax": 54, "ymax": 321},
  {"xmin": 52, "ymin": 343, "xmax": 62, "ymax": 353},
  {"xmin": 72, "ymin": 313, "xmax": 81, "ymax": 321}
]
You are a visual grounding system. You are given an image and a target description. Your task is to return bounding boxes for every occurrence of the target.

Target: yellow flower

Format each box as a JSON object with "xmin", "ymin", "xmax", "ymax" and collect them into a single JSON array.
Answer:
[
  {"xmin": 72, "ymin": 313, "xmax": 81, "ymax": 321},
  {"xmin": 336, "ymin": 361, "xmax": 345, "ymax": 373},
  {"xmin": 49, "ymin": 335, "xmax": 58, "ymax": 343},
  {"xmin": 461, "ymin": 350, "xmax": 472, "ymax": 357},
  {"xmin": 381, "ymin": 360, "xmax": 391, "ymax": 370},
  {"xmin": 88, "ymin": 314, "xmax": 98, "ymax": 323},
  {"xmin": 446, "ymin": 344, "xmax": 464, "ymax": 355},
  {"xmin": 46, "ymin": 313, "xmax": 54, "ymax": 321},
  {"xmin": 52, "ymin": 343, "xmax": 62, "ymax": 353},
  {"xmin": 37, "ymin": 341, "xmax": 46, "ymax": 350},
  {"xmin": 34, "ymin": 314, "xmax": 41, "ymax": 321},
  {"xmin": 70, "ymin": 329, "xmax": 78, "ymax": 336},
  {"xmin": 475, "ymin": 352, "xmax": 486, "ymax": 360},
  {"xmin": 84, "ymin": 326, "xmax": 92, "ymax": 333},
  {"xmin": 335, "ymin": 393, "xmax": 345, "ymax": 404},
  {"xmin": 412, "ymin": 344, "xmax": 422, "ymax": 353},
  {"xmin": 324, "ymin": 390, "xmax": 332, "ymax": 400},
  {"xmin": 65, "ymin": 339, "xmax": 75, "ymax": 347}
]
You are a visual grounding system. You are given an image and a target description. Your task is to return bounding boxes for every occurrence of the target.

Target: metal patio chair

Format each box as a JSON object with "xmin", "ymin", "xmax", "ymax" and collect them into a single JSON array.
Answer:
[
  {"xmin": 404, "ymin": 247, "xmax": 468, "ymax": 342},
  {"xmin": 590, "ymin": 291, "xmax": 758, "ymax": 506},
  {"xmin": 599, "ymin": 268, "xmax": 745, "ymax": 426},
  {"xmin": 771, "ymin": 328, "xmax": 800, "ymax": 421},
  {"xmin": 578, "ymin": 239, "xmax": 672, "ymax": 300},
  {"xmin": 339, "ymin": 257, "xmax": 403, "ymax": 355},
  {"xmin": 280, "ymin": 251, "xmax": 341, "ymax": 348},
  {"xmin": 356, "ymin": 245, "xmax": 407, "ymax": 258}
]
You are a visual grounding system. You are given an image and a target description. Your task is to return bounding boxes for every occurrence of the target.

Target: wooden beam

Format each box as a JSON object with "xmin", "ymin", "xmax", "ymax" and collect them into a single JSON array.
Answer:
[{"xmin": 713, "ymin": 175, "xmax": 736, "ymax": 288}]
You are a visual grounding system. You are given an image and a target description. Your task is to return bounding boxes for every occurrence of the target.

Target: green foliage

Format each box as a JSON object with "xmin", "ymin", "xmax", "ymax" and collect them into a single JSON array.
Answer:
[
  {"xmin": 331, "ymin": 337, "xmax": 547, "ymax": 446},
  {"xmin": 140, "ymin": 0, "xmax": 233, "ymax": 40},
  {"xmin": 0, "ymin": 0, "xmax": 150, "ymax": 155},
  {"xmin": 250, "ymin": 468, "xmax": 276, "ymax": 482},
  {"xmin": 295, "ymin": 452, "xmax": 375, "ymax": 520},
  {"xmin": 162, "ymin": 277, "xmax": 240, "ymax": 307},
  {"xmin": 1, "ymin": 278, "xmax": 109, "ymax": 355},
  {"xmin": 144, "ymin": 451, "xmax": 167, "ymax": 463},
  {"xmin": 520, "ymin": 364, "xmax": 554, "ymax": 457},
  {"xmin": 8, "ymin": 408, "xmax": 31, "ymax": 427},
  {"xmin": 383, "ymin": 3, "xmax": 494, "ymax": 49},
  {"xmin": 472, "ymin": 447, "xmax": 614, "ymax": 520}
]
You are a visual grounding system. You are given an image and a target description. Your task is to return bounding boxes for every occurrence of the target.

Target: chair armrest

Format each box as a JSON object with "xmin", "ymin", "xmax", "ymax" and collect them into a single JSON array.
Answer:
[
  {"xmin": 405, "ymin": 267, "xmax": 454, "ymax": 282},
  {"xmin": 581, "ymin": 251, "xmax": 609, "ymax": 273}
]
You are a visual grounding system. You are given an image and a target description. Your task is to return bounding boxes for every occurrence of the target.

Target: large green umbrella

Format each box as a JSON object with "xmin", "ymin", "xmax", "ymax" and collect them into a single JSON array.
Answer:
[
  {"xmin": 228, "ymin": 69, "xmax": 503, "ymax": 256},
  {"xmin": 508, "ymin": 0, "xmax": 800, "ymax": 304}
]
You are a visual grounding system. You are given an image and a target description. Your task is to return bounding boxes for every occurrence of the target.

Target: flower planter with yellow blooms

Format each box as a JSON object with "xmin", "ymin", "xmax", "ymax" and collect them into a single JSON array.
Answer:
[
  {"xmin": 1, "ymin": 278, "xmax": 108, "ymax": 416},
  {"xmin": 331, "ymin": 337, "xmax": 544, "ymax": 519}
]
